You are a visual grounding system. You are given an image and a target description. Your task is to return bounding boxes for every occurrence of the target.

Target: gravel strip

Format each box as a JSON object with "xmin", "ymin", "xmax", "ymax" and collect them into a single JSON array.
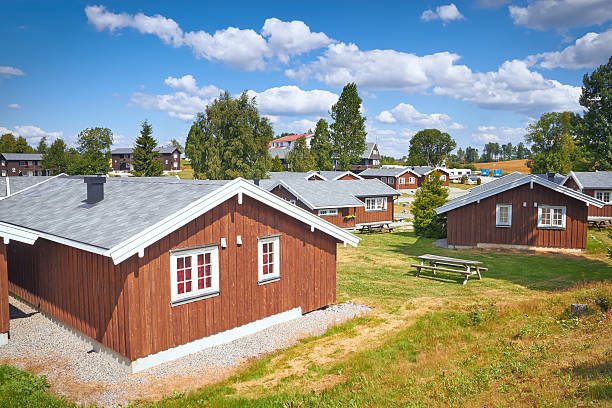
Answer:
[{"xmin": 0, "ymin": 296, "xmax": 370, "ymax": 407}]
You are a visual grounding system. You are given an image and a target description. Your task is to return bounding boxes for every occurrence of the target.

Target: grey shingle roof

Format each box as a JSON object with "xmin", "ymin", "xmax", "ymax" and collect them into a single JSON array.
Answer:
[
  {"xmin": 0, "ymin": 176, "xmax": 54, "ymax": 198},
  {"xmin": 1, "ymin": 153, "xmax": 43, "ymax": 161},
  {"xmin": 534, "ymin": 173, "xmax": 565, "ymax": 185},
  {"xmin": 569, "ymin": 171, "xmax": 612, "ymax": 189},
  {"xmin": 0, "ymin": 176, "xmax": 230, "ymax": 250},
  {"xmin": 260, "ymin": 179, "xmax": 399, "ymax": 209},
  {"xmin": 267, "ymin": 171, "xmax": 316, "ymax": 180},
  {"xmin": 467, "ymin": 172, "xmax": 526, "ymax": 195},
  {"xmin": 110, "ymin": 146, "xmax": 180, "ymax": 155},
  {"xmin": 360, "ymin": 167, "xmax": 415, "ymax": 177}
]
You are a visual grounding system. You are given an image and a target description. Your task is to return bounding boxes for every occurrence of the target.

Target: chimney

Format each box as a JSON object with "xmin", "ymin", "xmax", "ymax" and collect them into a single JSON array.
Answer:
[
  {"xmin": 84, "ymin": 174, "xmax": 106, "ymax": 204},
  {"xmin": 253, "ymin": 179, "xmax": 260, "ymax": 186},
  {"xmin": 547, "ymin": 171, "xmax": 555, "ymax": 182}
]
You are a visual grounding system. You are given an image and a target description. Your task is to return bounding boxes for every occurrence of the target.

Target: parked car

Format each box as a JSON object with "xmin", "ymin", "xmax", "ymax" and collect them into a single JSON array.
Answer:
[{"xmin": 466, "ymin": 175, "xmax": 480, "ymax": 185}]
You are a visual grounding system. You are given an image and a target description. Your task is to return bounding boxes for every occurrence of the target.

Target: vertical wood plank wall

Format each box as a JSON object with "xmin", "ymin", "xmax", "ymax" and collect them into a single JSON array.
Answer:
[
  {"xmin": 446, "ymin": 183, "xmax": 588, "ymax": 249},
  {"xmin": 336, "ymin": 174, "xmax": 360, "ymax": 181},
  {"xmin": 355, "ymin": 197, "xmax": 394, "ymax": 224},
  {"xmin": 6, "ymin": 195, "xmax": 337, "ymax": 361},
  {"xmin": 0, "ymin": 241, "xmax": 8, "ymax": 335},
  {"xmin": 562, "ymin": 178, "xmax": 611, "ymax": 217}
]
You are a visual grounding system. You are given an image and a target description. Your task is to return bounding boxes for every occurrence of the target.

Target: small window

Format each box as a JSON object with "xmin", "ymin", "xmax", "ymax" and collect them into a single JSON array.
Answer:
[
  {"xmin": 496, "ymin": 204, "xmax": 512, "ymax": 227},
  {"xmin": 165, "ymin": 160, "xmax": 168, "ymax": 164},
  {"xmin": 174, "ymin": 153, "xmax": 178, "ymax": 158},
  {"xmin": 387, "ymin": 177, "xmax": 394, "ymax": 185},
  {"xmin": 399, "ymin": 177, "xmax": 405, "ymax": 184},
  {"xmin": 258, "ymin": 235, "xmax": 280, "ymax": 284},
  {"xmin": 318, "ymin": 208, "xmax": 338, "ymax": 217},
  {"xmin": 595, "ymin": 190, "xmax": 611, "ymax": 204},
  {"xmin": 440, "ymin": 175, "xmax": 446, "ymax": 181},
  {"xmin": 538, "ymin": 205, "xmax": 566, "ymax": 229},
  {"xmin": 19, "ymin": 161, "xmax": 26, "ymax": 166},
  {"xmin": 170, "ymin": 246, "xmax": 219, "ymax": 304},
  {"xmin": 365, "ymin": 197, "xmax": 386, "ymax": 211},
  {"xmin": 409, "ymin": 177, "xmax": 415, "ymax": 184}
]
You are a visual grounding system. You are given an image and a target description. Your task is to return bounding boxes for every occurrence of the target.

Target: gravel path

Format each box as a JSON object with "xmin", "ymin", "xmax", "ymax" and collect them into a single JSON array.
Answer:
[{"xmin": 0, "ymin": 296, "xmax": 370, "ymax": 407}]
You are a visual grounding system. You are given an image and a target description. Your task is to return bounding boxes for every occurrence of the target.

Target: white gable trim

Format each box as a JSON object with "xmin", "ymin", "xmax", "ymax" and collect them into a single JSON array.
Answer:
[
  {"xmin": 0, "ymin": 173, "xmax": 65, "ymax": 201},
  {"xmin": 561, "ymin": 171, "xmax": 584, "ymax": 191},
  {"xmin": 435, "ymin": 174, "xmax": 604, "ymax": 214},
  {"xmin": 265, "ymin": 180, "xmax": 365, "ymax": 210},
  {"xmin": 331, "ymin": 171, "xmax": 363, "ymax": 180},
  {"xmin": 305, "ymin": 171, "xmax": 328, "ymax": 181}
]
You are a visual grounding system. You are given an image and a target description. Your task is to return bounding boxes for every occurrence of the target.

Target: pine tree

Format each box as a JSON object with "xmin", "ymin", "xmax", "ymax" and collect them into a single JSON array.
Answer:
[
  {"xmin": 287, "ymin": 137, "xmax": 315, "ymax": 172},
  {"xmin": 411, "ymin": 174, "xmax": 448, "ymax": 238},
  {"xmin": 133, "ymin": 120, "xmax": 163, "ymax": 176},
  {"xmin": 272, "ymin": 155, "xmax": 283, "ymax": 172},
  {"xmin": 37, "ymin": 137, "xmax": 48, "ymax": 154},
  {"xmin": 311, "ymin": 119, "xmax": 334, "ymax": 170},
  {"xmin": 330, "ymin": 83, "xmax": 366, "ymax": 171}
]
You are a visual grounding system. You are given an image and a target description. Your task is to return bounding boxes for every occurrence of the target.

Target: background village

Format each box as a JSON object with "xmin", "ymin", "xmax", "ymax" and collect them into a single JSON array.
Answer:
[{"xmin": 0, "ymin": 16, "xmax": 611, "ymax": 408}]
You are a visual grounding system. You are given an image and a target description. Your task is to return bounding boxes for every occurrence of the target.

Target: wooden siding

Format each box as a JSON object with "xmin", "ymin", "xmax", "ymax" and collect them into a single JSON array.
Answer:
[
  {"xmin": 0, "ymin": 241, "xmax": 8, "ymax": 334},
  {"xmin": 355, "ymin": 196, "xmax": 394, "ymax": 224},
  {"xmin": 336, "ymin": 173, "xmax": 360, "ymax": 181},
  {"xmin": 562, "ymin": 178, "xmax": 612, "ymax": 217},
  {"xmin": 447, "ymin": 183, "xmax": 588, "ymax": 249},
  {"xmin": 6, "ymin": 195, "xmax": 337, "ymax": 360}
]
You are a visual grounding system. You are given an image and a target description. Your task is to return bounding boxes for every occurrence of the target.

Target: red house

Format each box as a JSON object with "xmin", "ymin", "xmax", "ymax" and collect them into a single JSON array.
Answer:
[
  {"xmin": 561, "ymin": 171, "xmax": 612, "ymax": 218},
  {"xmin": 0, "ymin": 176, "xmax": 359, "ymax": 372},
  {"xmin": 360, "ymin": 166, "xmax": 450, "ymax": 191},
  {"xmin": 435, "ymin": 173, "xmax": 604, "ymax": 251}
]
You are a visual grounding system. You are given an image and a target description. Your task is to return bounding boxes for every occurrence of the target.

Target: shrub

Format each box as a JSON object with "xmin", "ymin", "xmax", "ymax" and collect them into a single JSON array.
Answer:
[
  {"xmin": 411, "ymin": 174, "xmax": 449, "ymax": 238},
  {"xmin": 476, "ymin": 177, "xmax": 482, "ymax": 185},
  {"xmin": 594, "ymin": 291, "xmax": 612, "ymax": 312}
]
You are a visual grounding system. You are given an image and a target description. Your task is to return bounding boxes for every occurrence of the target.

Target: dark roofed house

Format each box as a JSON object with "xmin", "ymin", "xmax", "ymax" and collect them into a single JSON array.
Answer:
[
  {"xmin": 435, "ymin": 173, "xmax": 604, "ymax": 252},
  {"xmin": 267, "ymin": 170, "xmax": 362, "ymax": 182},
  {"xmin": 260, "ymin": 178, "xmax": 399, "ymax": 228},
  {"xmin": 0, "ymin": 175, "xmax": 358, "ymax": 371},
  {"xmin": 562, "ymin": 171, "xmax": 612, "ymax": 218},
  {"xmin": 343, "ymin": 142, "xmax": 381, "ymax": 172},
  {"xmin": 111, "ymin": 146, "xmax": 181, "ymax": 172},
  {"xmin": 360, "ymin": 166, "xmax": 450, "ymax": 191},
  {"xmin": 0, "ymin": 153, "xmax": 52, "ymax": 177}
]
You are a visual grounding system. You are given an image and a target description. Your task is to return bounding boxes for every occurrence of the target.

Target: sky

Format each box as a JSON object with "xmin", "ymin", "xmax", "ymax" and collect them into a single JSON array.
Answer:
[{"xmin": 1, "ymin": 0, "xmax": 611, "ymax": 158}]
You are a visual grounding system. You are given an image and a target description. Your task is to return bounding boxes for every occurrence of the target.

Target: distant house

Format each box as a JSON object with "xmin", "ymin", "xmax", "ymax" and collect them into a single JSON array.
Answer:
[
  {"xmin": 435, "ymin": 173, "xmax": 604, "ymax": 251},
  {"xmin": 0, "ymin": 175, "xmax": 359, "ymax": 371},
  {"xmin": 260, "ymin": 178, "xmax": 399, "ymax": 228},
  {"xmin": 268, "ymin": 133, "xmax": 314, "ymax": 170},
  {"xmin": 267, "ymin": 170, "xmax": 363, "ymax": 182},
  {"xmin": 561, "ymin": 171, "xmax": 612, "ymax": 218},
  {"xmin": 110, "ymin": 147, "xmax": 181, "ymax": 172},
  {"xmin": 446, "ymin": 168, "xmax": 472, "ymax": 181},
  {"xmin": 0, "ymin": 153, "xmax": 52, "ymax": 177},
  {"xmin": 360, "ymin": 166, "xmax": 450, "ymax": 191},
  {"xmin": 338, "ymin": 142, "xmax": 381, "ymax": 172}
]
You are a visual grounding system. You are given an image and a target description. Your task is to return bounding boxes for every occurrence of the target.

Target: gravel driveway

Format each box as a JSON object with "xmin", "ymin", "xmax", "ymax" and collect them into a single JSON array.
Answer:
[{"xmin": 0, "ymin": 296, "xmax": 370, "ymax": 407}]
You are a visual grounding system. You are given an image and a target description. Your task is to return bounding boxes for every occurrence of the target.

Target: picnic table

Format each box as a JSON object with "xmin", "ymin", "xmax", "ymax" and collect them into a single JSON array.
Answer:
[
  {"xmin": 588, "ymin": 217, "xmax": 612, "ymax": 231},
  {"xmin": 357, "ymin": 222, "xmax": 394, "ymax": 233},
  {"xmin": 411, "ymin": 254, "xmax": 487, "ymax": 285}
]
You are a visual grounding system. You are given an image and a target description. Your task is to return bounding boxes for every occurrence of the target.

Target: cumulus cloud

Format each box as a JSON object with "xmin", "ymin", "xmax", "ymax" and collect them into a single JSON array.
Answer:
[
  {"xmin": 275, "ymin": 119, "xmax": 318, "ymax": 134},
  {"xmin": 509, "ymin": 0, "xmax": 612, "ymax": 30},
  {"xmin": 376, "ymin": 103, "xmax": 464, "ymax": 131},
  {"xmin": 421, "ymin": 4, "xmax": 465, "ymax": 23},
  {"xmin": 528, "ymin": 27, "xmax": 612, "ymax": 69},
  {"xmin": 0, "ymin": 125, "xmax": 63, "ymax": 144},
  {"xmin": 288, "ymin": 43, "xmax": 580, "ymax": 115},
  {"xmin": 8, "ymin": 104, "xmax": 21, "ymax": 109},
  {"xmin": 247, "ymin": 85, "xmax": 338, "ymax": 116},
  {"xmin": 472, "ymin": 125, "xmax": 525, "ymax": 144},
  {"xmin": 85, "ymin": 6, "xmax": 333, "ymax": 70},
  {"xmin": 164, "ymin": 75, "xmax": 221, "ymax": 97},
  {"xmin": 0, "ymin": 66, "xmax": 24, "ymax": 77},
  {"xmin": 130, "ymin": 91, "xmax": 211, "ymax": 121}
]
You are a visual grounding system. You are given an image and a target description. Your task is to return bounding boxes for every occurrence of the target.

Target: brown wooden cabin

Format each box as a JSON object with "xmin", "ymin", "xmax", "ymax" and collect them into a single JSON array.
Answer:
[
  {"xmin": 111, "ymin": 147, "xmax": 181, "ymax": 172},
  {"xmin": 562, "ymin": 171, "xmax": 612, "ymax": 218},
  {"xmin": 0, "ymin": 153, "xmax": 53, "ymax": 177},
  {"xmin": 435, "ymin": 173, "xmax": 604, "ymax": 251},
  {"xmin": 263, "ymin": 179, "xmax": 398, "ymax": 229},
  {"xmin": 0, "ymin": 176, "xmax": 359, "ymax": 371},
  {"xmin": 360, "ymin": 166, "xmax": 450, "ymax": 191}
]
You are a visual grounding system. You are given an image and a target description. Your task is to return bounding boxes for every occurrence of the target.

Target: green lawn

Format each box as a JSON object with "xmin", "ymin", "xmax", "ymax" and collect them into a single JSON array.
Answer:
[{"xmin": 2, "ymin": 231, "xmax": 611, "ymax": 407}]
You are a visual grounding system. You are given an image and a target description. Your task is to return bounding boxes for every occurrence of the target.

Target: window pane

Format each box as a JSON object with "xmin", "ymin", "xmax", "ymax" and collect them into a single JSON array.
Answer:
[
  {"xmin": 178, "ymin": 282, "xmax": 184, "ymax": 294},
  {"xmin": 177, "ymin": 258, "xmax": 184, "ymax": 269},
  {"xmin": 177, "ymin": 270, "xmax": 184, "ymax": 282},
  {"xmin": 185, "ymin": 257, "xmax": 191, "ymax": 267},
  {"xmin": 263, "ymin": 264, "xmax": 269, "ymax": 274}
]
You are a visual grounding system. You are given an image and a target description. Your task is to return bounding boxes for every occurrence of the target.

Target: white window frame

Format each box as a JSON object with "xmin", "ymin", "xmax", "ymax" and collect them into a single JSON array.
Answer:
[
  {"xmin": 318, "ymin": 208, "xmax": 339, "ymax": 217},
  {"xmin": 387, "ymin": 177, "xmax": 394, "ymax": 185},
  {"xmin": 380, "ymin": 177, "xmax": 387, "ymax": 184},
  {"xmin": 365, "ymin": 197, "xmax": 387, "ymax": 212},
  {"xmin": 173, "ymin": 161, "xmax": 178, "ymax": 168},
  {"xmin": 408, "ymin": 176, "xmax": 415, "ymax": 184},
  {"xmin": 170, "ymin": 245, "xmax": 220, "ymax": 305},
  {"xmin": 537, "ymin": 205, "xmax": 566, "ymax": 229},
  {"xmin": 495, "ymin": 204, "xmax": 512, "ymax": 227},
  {"xmin": 399, "ymin": 177, "xmax": 405, "ymax": 184},
  {"xmin": 174, "ymin": 153, "xmax": 178, "ymax": 159},
  {"xmin": 595, "ymin": 190, "xmax": 612, "ymax": 204},
  {"xmin": 440, "ymin": 174, "xmax": 446, "ymax": 181},
  {"xmin": 165, "ymin": 159, "xmax": 169, "ymax": 164},
  {"xmin": 258, "ymin": 235, "xmax": 280, "ymax": 284}
]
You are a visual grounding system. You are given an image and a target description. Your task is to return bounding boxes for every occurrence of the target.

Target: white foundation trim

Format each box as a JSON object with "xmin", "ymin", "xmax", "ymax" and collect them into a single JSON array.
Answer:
[
  {"xmin": 448, "ymin": 242, "xmax": 584, "ymax": 253},
  {"xmin": 131, "ymin": 306, "xmax": 302, "ymax": 373},
  {"xmin": 0, "ymin": 332, "xmax": 8, "ymax": 346}
]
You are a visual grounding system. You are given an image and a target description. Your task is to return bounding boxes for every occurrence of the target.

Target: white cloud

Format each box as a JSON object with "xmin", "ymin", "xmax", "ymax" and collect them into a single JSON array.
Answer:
[
  {"xmin": 421, "ymin": 4, "xmax": 465, "ymax": 23},
  {"xmin": 7, "ymin": 104, "xmax": 21, "ymax": 109},
  {"xmin": 376, "ymin": 103, "xmax": 464, "ymax": 131},
  {"xmin": 0, "ymin": 66, "xmax": 24, "ymax": 77},
  {"xmin": 164, "ymin": 75, "xmax": 221, "ymax": 97},
  {"xmin": 275, "ymin": 119, "xmax": 317, "ymax": 134},
  {"xmin": 85, "ymin": 6, "xmax": 333, "ymax": 71},
  {"xmin": 528, "ymin": 27, "xmax": 612, "ymax": 69},
  {"xmin": 472, "ymin": 125, "xmax": 525, "ymax": 144},
  {"xmin": 261, "ymin": 18, "xmax": 335, "ymax": 63},
  {"xmin": 509, "ymin": 0, "xmax": 612, "ymax": 30},
  {"xmin": 129, "ymin": 91, "xmax": 210, "ymax": 121},
  {"xmin": 247, "ymin": 85, "xmax": 338, "ymax": 116},
  {"xmin": 0, "ymin": 125, "xmax": 63, "ymax": 144}
]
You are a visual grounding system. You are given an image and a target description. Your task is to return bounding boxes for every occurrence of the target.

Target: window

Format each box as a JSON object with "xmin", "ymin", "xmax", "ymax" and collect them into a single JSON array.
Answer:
[
  {"xmin": 170, "ymin": 245, "xmax": 219, "ymax": 305},
  {"xmin": 380, "ymin": 177, "xmax": 387, "ymax": 184},
  {"xmin": 1, "ymin": 160, "xmax": 5, "ymax": 166},
  {"xmin": 496, "ymin": 204, "xmax": 512, "ymax": 227},
  {"xmin": 440, "ymin": 175, "xmax": 446, "ymax": 181},
  {"xmin": 538, "ymin": 205, "xmax": 566, "ymax": 229},
  {"xmin": 258, "ymin": 235, "xmax": 280, "ymax": 283},
  {"xmin": 409, "ymin": 177, "xmax": 415, "ymax": 184},
  {"xmin": 365, "ymin": 197, "xmax": 386, "ymax": 211},
  {"xmin": 173, "ymin": 161, "xmax": 178, "ymax": 168},
  {"xmin": 428, "ymin": 175, "xmax": 434, "ymax": 181},
  {"xmin": 165, "ymin": 159, "xmax": 169, "ymax": 164},
  {"xmin": 318, "ymin": 208, "xmax": 338, "ymax": 217},
  {"xmin": 399, "ymin": 177, "xmax": 405, "ymax": 184},
  {"xmin": 174, "ymin": 153, "xmax": 178, "ymax": 159},
  {"xmin": 595, "ymin": 190, "xmax": 612, "ymax": 204},
  {"xmin": 19, "ymin": 161, "xmax": 25, "ymax": 166},
  {"xmin": 1, "ymin": 170, "xmax": 5, "ymax": 176}
]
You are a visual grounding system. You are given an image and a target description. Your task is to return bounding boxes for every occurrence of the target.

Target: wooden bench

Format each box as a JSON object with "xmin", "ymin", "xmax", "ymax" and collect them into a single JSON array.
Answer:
[
  {"xmin": 411, "ymin": 254, "xmax": 487, "ymax": 285},
  {"xmin": 588, "ymin": 217, "xmax": 612, "ymax": 231},
  {"xmin": 358, "ymin": 223, "xmax": 394, "ymax": 233}
]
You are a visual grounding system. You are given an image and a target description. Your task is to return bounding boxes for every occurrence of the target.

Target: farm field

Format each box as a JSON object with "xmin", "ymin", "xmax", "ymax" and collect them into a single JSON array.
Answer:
[
  {"xmin": 1, "ymin": 230, "xmax": 611, "ymax": 407},
  {"xmin": 473, "ymin": 159, "xmax": 530, "ymax": 174}
]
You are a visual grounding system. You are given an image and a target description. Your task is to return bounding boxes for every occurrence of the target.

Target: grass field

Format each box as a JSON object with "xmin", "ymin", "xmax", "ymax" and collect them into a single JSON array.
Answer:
[
  {"xmin": 473, "ymin": 159, "xmax": 530, "ymax": 174},
  {"xmin": 2, "ymin": 231, "xmax": 611, "ymax": 407}
]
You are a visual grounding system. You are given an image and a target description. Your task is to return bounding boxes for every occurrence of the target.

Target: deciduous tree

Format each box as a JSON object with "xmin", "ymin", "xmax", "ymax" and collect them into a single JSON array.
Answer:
[
  {"xmin": 0, "ymin": 134, "xmax": 16, "ymax": 152},
  {"xmin": 42, "ymin": 138, "xmax": 69, "ymax": 173},
  {"xmin": 330, "ymin": 83, "xmax": 366, "ymax": 170},
  {"xmin": 133, "ymin": 120, "xmax": 163, "ymax": 176},
  {"xmin": 36, "ymin": 137, "xmax": 48, "ymax": 154},
  {"xmin": 310, "ymin": 118, "xmax": 334, "ymax": 170},
  {"xmin": 525, "ymin": 112, "xmax": 576, "ymax": 174},
  {"xmin": 407, "ymin": 129, "xmax": 456, "ymax": 166},
  {"xmin": 12, "ymin": 136, "xmax": 34, "ymax": 153},
  {"xmin": 71, "ymin": 127, "xmax": 113, "ymax": 174}
]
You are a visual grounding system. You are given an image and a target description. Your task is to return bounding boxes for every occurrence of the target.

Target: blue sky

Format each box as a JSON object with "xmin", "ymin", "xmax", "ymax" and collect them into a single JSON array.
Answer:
[{"xmin": 2, "ymin": 0, "xmax": 611, "ymax": 157}]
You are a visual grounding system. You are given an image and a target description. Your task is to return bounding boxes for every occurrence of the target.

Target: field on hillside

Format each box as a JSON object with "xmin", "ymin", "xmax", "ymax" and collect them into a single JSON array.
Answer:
[
  {"xmin": 473, "ymin": 159, "xmax": 530, "ymax": 174},
  {"xmin": 2, "ymin": 231, "xmax": 611, "ymax": 407}
]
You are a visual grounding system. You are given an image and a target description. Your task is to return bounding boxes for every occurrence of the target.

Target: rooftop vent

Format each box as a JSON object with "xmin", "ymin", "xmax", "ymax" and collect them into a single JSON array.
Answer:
[
  {"xmin": 547, "ymin": 171, "xmax": 555, "ymax": 182},
  {"xmin": 84, "ymin": 174, "xmax": 106, "ymax": 204}
]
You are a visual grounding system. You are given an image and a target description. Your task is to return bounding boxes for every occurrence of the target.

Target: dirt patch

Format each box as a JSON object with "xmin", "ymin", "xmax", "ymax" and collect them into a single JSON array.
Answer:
[{"xmin": 473, "ymin": 159, "xmax": 530, "ymax": 173}]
